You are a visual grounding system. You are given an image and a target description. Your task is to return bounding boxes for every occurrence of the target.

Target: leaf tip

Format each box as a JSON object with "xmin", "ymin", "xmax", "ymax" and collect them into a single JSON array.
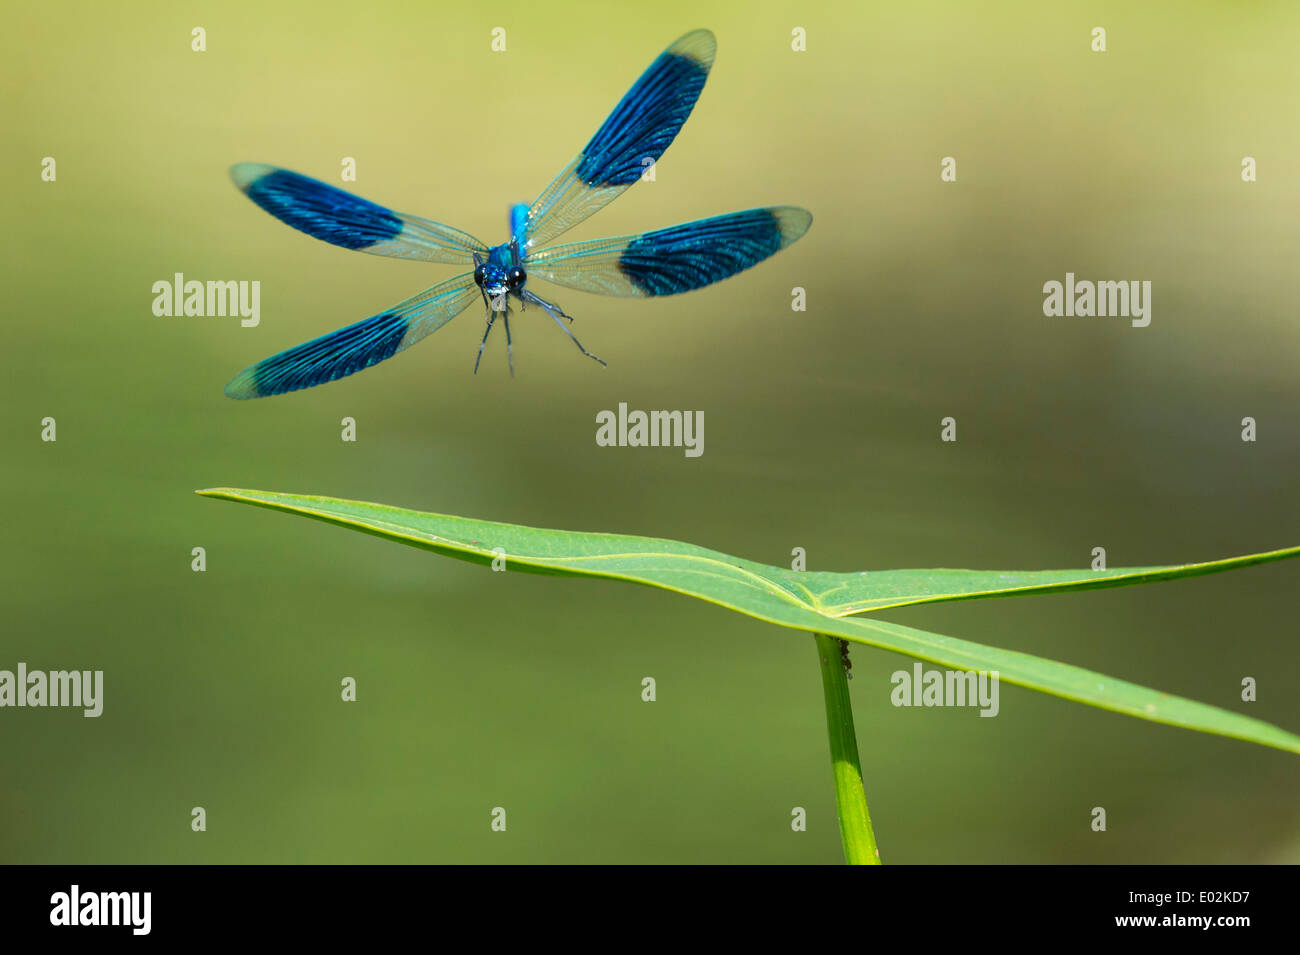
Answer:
[{"xmin": 196, "ymin": 487, "xmax": 242, "ymax": 500}]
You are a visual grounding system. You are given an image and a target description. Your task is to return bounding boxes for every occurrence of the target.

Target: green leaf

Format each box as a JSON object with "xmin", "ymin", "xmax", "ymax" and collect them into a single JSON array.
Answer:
[{"xmin": 197, "ymin": 487, "xmax": 1300, "ymax": 755}]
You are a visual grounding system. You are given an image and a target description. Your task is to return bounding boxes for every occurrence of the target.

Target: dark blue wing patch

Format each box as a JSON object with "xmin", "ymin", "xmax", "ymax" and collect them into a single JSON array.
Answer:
[
  {"xmin": 522, "ymin": 207, "xmax": 812, "ymax": 298},
  {"xmin": 227, "ymin": 311, "xmax": 409, "ymax": 398},
  {"xmin": 224, "ymin": 273, "xmax": 479, "ymax": 399},
  {"xmin": 618, "ymin": 209, "xmax": 789, "ymax": 296},
  {"xmin": 235, "ymin": 165, "xmax": 402, "ymax": 250},
  {"xmin": 516, "ymin": 30, "xmax": 716, "ymax": 250},
  {"xmin": 575, "ymin": 43, "xmax": 711, "ymax": 187}
]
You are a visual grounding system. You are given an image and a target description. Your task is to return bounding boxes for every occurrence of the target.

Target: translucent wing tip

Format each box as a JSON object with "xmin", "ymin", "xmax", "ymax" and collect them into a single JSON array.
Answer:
[
  {"xmin": 670, "ymin": 29, "xmax": 717, "ymax": 69},
  {"xmin": 229, "ymin": 162, "xmax": 276, "ymax": 193},
  {"xmin": 772, "ymin": 207, "xmax": 813, "ymax": 248},
  {"xmin": 224, "ymin": 366, "xmax": 261, "ymax": 399}
]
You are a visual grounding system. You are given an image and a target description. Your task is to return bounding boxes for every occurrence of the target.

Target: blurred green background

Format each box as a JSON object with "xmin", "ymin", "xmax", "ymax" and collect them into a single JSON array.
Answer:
[{"xmin": 3, "ymin": 0, "xmax": 1299, "ymax": 863}]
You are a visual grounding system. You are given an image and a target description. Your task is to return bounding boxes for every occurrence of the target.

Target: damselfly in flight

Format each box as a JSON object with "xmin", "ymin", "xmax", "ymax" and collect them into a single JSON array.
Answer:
[{"xmin": 224, "ymin": 29, "xmax": 811, "ymax": 398}]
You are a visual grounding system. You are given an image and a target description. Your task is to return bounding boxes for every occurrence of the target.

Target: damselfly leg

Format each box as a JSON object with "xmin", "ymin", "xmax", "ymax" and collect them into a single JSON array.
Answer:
[
  {"xmin": 474, "ymin": 300, "xmax": 497, "ymax": 374},
  {"xmin": 521, "ymin": 289, "xmax": 606, "ymax": 367}
]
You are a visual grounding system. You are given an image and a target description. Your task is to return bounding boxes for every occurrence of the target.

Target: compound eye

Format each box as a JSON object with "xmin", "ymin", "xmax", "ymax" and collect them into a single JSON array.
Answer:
[
  {"xmin": 506, "ymin": 267, "xmax": 525, "ymax": 289},
  {"xmin": 473, "ymin": 265, "xmax": 486, "ymax": 286}
]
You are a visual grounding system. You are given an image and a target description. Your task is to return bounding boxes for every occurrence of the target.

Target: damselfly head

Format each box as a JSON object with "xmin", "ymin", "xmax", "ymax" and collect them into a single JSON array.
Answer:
[{"xmin": 474, "ymin": 262, "xmax": 526, "ymax": 298}]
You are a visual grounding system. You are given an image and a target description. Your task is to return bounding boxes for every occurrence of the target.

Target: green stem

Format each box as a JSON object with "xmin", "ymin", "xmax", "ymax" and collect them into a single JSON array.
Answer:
[{"xmin": 814, "ymin": 632, "xmax": 880, "ymax": 864}]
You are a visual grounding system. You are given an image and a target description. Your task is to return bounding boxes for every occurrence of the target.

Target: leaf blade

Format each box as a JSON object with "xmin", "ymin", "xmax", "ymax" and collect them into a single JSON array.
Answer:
[{"xmin": 197, "ymin": 487, "xmax": 1300, "ymax": 754}]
